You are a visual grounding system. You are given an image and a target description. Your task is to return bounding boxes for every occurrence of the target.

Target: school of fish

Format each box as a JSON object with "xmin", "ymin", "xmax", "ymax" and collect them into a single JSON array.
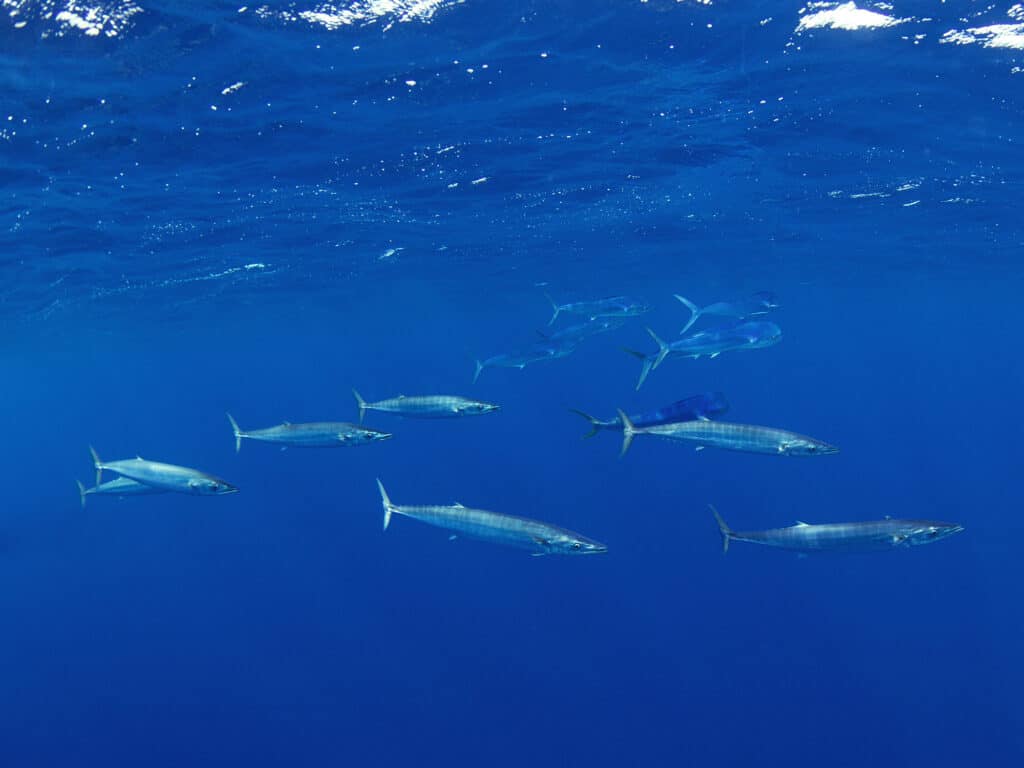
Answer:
[{"xmin": 79, "ymin": 290, "xmax": 963, "ymax": 557}]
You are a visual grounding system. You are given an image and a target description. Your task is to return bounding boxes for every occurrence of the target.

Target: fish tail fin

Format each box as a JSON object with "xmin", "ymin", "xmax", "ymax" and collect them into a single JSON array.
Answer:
[
  {"xmin": 616, "ymin": 409, "xmax": 636, "ymax": 458},
  {"xmin": 710, "ymin": 505, "xmax": 731, "ymax": 554},
  {"xmin": 226, "ymin": 412, "xmax": 243, "ymax": 453},
  {"xmin": 76, "ymin": 479, "xmax": 87, "ymax": 509},
  {"xmin": 636, "ymin": 357, "xmax": 654, "ymax": 390},
  {"xmin": 353, "ymin": 389, "xmax": 367, "ymax": 423},
  {"xmin": 568, "ymin": 408, "xmax": 601, "ymax": 439},
  {"xmin": 622, "ymin": 346, "xmax": 654, "ymax": 390},
  {"xmin": 89, "ymin": 445, "xmax": 102, "ymax": 486},
  {"xmin": 646, "ymin": 327, "xmax": 670, "ymax": 369},
  {"xmin": 376, "ymin": 478, "xmax": 395, "ymax": 530},
  {"xmin": 545, "ymin": 291, "xmax": 561, "ymax": 325},
  {"xmin": 473, "ymin": 360, "xmax": 484, "ymax": 384},
  {"xmin": 675, "ymin": 294, "xmax": 701, "ymax": 334}
]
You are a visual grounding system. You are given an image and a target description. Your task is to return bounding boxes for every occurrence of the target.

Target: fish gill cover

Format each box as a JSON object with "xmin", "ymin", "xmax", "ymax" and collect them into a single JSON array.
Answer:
[{"xmin": 0, "ymin": 1, "xmax": 1022, "ymax": 767}]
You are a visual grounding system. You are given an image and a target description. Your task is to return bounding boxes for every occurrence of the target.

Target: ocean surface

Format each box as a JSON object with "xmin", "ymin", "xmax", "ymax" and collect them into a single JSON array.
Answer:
[{"xmin": 2, "ymin": 1, "xmax": 1023, "ymax": 765}]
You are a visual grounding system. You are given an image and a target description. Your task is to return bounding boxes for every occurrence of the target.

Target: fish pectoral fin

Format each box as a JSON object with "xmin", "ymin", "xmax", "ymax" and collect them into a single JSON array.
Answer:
[
  {"xmin": 530, "ymin": 552, "xmax": 547, "ymax": 557},
  {"xmin": 710, "ymin": 352, "xmax": 720, "ymax": 359},
  {"xmin": 531, "ymin": 536, "xmax": 550, "ymax": 547},
  {"xmin": 892, "ymin": 534, "xmax": 908, "ymax": 546},
  {"xmin": 695, "ymin": 446, "xmax": 705, "ymax": 452},
  {"xmin": 448, "ymin": 534, "xmax": 458, "ymax": 541}
]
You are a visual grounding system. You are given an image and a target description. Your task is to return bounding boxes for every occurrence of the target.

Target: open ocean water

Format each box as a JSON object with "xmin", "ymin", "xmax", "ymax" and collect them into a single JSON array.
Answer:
[{"xmin": 2, "ymin": 0, "xmax": 1023, "ymax": 765}]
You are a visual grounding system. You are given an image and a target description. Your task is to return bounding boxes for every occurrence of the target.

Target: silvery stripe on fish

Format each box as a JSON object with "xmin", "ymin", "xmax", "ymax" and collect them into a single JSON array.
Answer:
[
  {"xmin": 545, "ymin": 292, "xmax": 649, "ymax": 325},
  {"xmin": 226, "ymin": 413, "xmax": 391, "ymax": 452},
  {"xmin": 570, "ymin": 392, "xmax": 730, "ymax": 438},
  {"xmin": 711, "ymin": 506, "xmax": 963, "ymax": 553},
  {"xmin": 89, "ymin": 447, "xmax": 238, "ymax": 495},
  {"xmin": 76, "ymin": 477, "xmax": 168, "ymax": 508},
  {"xmin": 353, "ymin": 390, "xmax": 500, "ymax": 421},
  {"xmin": 616, "ymin": 411, "xmax": 837, "ymax": 457},
  {"xmin": 675, "ymin": 291, "xmax": 779, "ymax": 334},
  {"xmin": 375, "ymin": 480, "xmax": 606, "ymax": 556}
]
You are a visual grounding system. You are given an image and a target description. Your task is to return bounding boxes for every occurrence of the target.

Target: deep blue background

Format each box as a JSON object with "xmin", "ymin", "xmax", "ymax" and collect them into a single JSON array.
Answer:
[{"xmin": 2, "ymin": 1, "xmax": 1023, "ymax": 765}]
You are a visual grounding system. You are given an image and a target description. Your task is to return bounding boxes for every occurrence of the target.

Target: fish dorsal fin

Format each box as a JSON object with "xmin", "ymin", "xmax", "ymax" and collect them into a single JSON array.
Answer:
[
  {"xmin": 452, "ymin": 502, "xmax": 465, "ymax": 508},
  {"xmin": 795, "ymin": 520, "xmax": 810, "ymax": 527},
  {"xmin": 397, "ymin": 394, "xmax": 406, "ymax": 399},
  {"xmin": 283, "ymin": 421, "xmax": 291, "ymax": 425},
  {"xmin": 136, "ymin": 454, "xmax": 144, "ymax": 460}
]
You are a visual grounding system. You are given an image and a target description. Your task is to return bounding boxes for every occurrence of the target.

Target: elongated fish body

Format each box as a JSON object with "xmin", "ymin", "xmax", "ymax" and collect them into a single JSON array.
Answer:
[
  {"xmin": 545, "ymin": 316, "xmax": 626, "ymax": 344},
  {"xmin": 711, "ymin": 506, "xmax": 963, "ymax": 553},
  {"xmin": 676, "ymin": 291, "xmax": 780, "ymax": 333},
  {"xmin": 375, "ymin": 480, "xmax": 606, "ymax": 556},
  {"xmin": 89, "ymin": 447, "xmax": 238, "ymax": 495},
  {"xmin": 226, "ymin": 413, "xmax": 391, "ymax": 452},
  {"xmin": 354, "ymin": 390, "xmax": 500, "ymax": 421},
  {"xmin": 474, "ymin": 338, "xmax": 576, "ymax": 382},
  {"xmin": 617, "ymin": 412, "xmax": 837, "ymax": 457},
  {"xmin": 76, "ymin": 477, "xmax": 168, "ymax": 508},
  {"xmin": 570, "ymin": 392, "xmax": 730, "ymax": 438},
  {"xmin": 624, "ymin": 322, "xmax": 781, "ymax": 389},
  {"xmin": 547, "ymin": 293, "xmax": 648, "ymax": 325}
]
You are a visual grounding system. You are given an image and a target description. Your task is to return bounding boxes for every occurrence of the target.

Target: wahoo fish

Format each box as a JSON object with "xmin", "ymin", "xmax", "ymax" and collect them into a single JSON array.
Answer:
[
  {"xmin": 570, "ymin": 392, "xmax": 730, "ymax": 438},
  {"xmin": 474, "ymin": 338, "xmax": 576, "ymax": 383},
  {"xmin": 711, "ymin": 506, "xmax": 963, "ymax": 553},
  {"xmin": 546, "ymin": 293, "xmax": 648, "ymax": 325},
  {"xmin": 89, "ymin": 447, "xmax": 238, "ymax": 495},
  {"xmin": 376, "ymin": 479, "xmax": 607, "ymax": 556},
  {"xmin": 76, "ymin": 477, "xmax": 169, "ymax": 508},
  {"xmin": 354, "ymin": 390, "xmax": 500, "ymax": 422},
  {"xmin": 617, "ymin": 410, "xmax": 837, "ymax": 457},
  {"xmin": 226, "ymin": 413, "xmax": 391, "ymax": 452},
  {"xmin": 624, "ymin": 322, "xmax": 781, "ymax": 389},
  {"xmin": 676, "ymin": 291, "xmax": 779, "ymax": 334}
]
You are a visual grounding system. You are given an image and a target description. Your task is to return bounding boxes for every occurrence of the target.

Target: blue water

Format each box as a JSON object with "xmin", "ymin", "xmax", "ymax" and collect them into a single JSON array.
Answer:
[{"xmin": 3, "ymin": 0, "xmax": 1023, "ymax": 764}]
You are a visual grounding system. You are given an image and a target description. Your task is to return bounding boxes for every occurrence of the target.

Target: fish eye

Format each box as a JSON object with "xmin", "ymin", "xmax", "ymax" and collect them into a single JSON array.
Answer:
[{"xmin": 572, "ymin": 542, "xmax": 581, "ymax": 550}]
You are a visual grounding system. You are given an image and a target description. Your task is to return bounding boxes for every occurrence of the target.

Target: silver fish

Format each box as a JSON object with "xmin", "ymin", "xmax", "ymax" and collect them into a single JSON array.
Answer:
[
  {"xmin": 76, "ymin": 477, "xmax": 169, "ymax": 508},
  {"xmin": 676, "ymin": 292, "xmax": 780, "ymax": 334},
  {"xmin": 376, "ymin": 479, "xmax": 607, "ymax": 556},
  {"xmin": 711, "ymin": 506, "xmax": 963, "ymax": 553},
  {"xmin": 473, "ymin": 338, "xmax": 575, "ymax": 383},
  {"xmin": 546, "ymin": 293, "xmax": 649, "ymax": 326},
  {"xmin": 226, "ymin": 413, "xmax": 391, "ymax": 452},
  {"xmin": 89, "ymin": 447, "xmax": 238, "ymax": 495},
  {"xmin": 353, "ymin": 390, "xmax": 500, "ymax": 422},
  {"xmin": 617, "ymin": 411, "xmax": 837, "ymax": 457},
  {"xmin": 624, "ymin": 322, "xmax": 782, "ymax": 390}
]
